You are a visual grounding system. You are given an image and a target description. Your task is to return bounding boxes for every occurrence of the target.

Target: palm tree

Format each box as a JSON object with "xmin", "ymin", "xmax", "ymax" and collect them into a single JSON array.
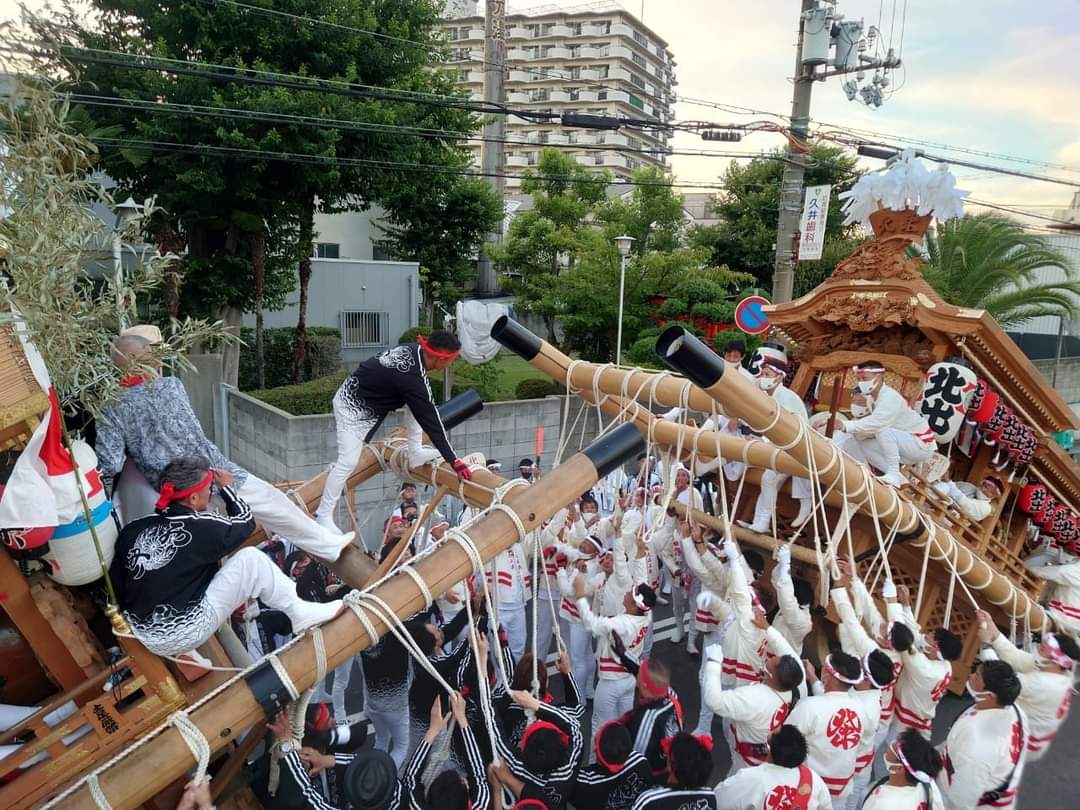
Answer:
[{"xmin": 911, "ymin": 212, "xmax": 1080, "ymax": 329}]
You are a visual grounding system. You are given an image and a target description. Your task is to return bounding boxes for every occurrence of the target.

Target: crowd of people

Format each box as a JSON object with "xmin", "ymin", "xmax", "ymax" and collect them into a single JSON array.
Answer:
[{"xmin": 76, "ymin": 327, "xmax": 1080, "ymax": 810}]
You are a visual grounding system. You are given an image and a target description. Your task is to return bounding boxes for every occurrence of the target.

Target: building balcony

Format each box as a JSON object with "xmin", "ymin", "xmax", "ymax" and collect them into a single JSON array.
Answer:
[
  {"xmin": 549, "ymin": 89, "xmax": 571, "ymax": 102},
  {"xmin": 542, "ymin": 46, "xmax": 572, "ymax": 60},
  {"xmin": 579, "ymin": 67, "xmax": 603, "ymax": 81},
  {"xmin": 579, "ymin": 45, "xmax": 609, "ymax": 59},
  {"xmin": 506, "ymin": 155, "xmax": 530, "ymax": 167},
  {"xmin": 507, "ymin": 48, "xmax": 530, "ymax": 60},
  {"xmin": 466, "ymin": 27, "xmax": 484, "ymax": 40},
  {"xmin": 549, "ymin": 24, "xmax": 574, "ymax": 37},
  {"xmin": 507, "ymin": 91, "xmax": 530, "ymax": 103},
  {"xmin": 466, "ymin": 70, "xmax": 484, "ymax": 84},
  {"xmin": 508, "ymin": 26, "xmax": 530, "ymax": 39},
  {"xmin": 508, "ymin": 69, "xmax": 533, "ymax": 83}
]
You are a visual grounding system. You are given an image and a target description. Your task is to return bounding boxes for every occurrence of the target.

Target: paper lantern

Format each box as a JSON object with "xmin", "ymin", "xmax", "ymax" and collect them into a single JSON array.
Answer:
[
  {"xmin": 1018, "ymin": 483, "xmax": 1047, "ymax": 515},
  {"xmin": 1042, "ymin": 503, "xmax": 1068, "ymax": 533},
  {"xmin": 1033, "ymin": 495, "xmax": 1058, "ymax": 525},
  {"xmin": 916, "ymin": 362, "xmax": 978, "ymax": 443},
  {"xmin": 967, "ymin": 381, "xmax": 999, "ymax": 425}
]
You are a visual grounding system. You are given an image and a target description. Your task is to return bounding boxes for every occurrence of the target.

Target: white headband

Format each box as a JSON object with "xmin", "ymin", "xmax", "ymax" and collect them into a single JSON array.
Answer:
[
  {"xmin": 890, "ymin": 739, "xmax": 931, "ymax": 784},
  {"xmin": 853, "ymin": 365, "xmax": 885, "ymax": 374},
  {"xmin": 632, "ymin": 589, "xmax": 651, "ymax": 612},
  {"xmin": 862, "ymin": 652, "xmax": 889, "ymax": 689},
  {"xmin": 825, "ymin": 654, "xmax": 863, "ymax": 686}
]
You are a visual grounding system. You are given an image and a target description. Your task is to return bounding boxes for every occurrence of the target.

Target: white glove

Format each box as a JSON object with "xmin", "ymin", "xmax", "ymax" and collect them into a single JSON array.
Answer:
[
  {"xmin": 696, "ymin": 589, "xmax": 717, "ymax": 611},
  {"xmin": 723, "ymin": 540, "xmax": 739, "ymax": 561},
  {"xmin": 704, "ymin": 642, "xmax": 724, "ymax": 664},
  {"xmin": 775, "ymin": 544, "xmax": 791, "ymax": 569},
  {"xmin": 882, "ymin": 579, "xmax": 897, "ymax": 600}
]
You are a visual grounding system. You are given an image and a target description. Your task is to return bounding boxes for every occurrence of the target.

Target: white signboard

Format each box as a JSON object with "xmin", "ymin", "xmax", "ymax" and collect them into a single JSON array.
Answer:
[{"xmin": 798, "ymin": 184, "xmax": 831, "ymax": 261}]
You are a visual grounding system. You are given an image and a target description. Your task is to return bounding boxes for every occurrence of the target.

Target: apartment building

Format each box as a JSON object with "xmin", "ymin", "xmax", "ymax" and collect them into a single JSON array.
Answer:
[{"xmin": 440, "ymin": 1, "xmax": 678, "ymax": 189}]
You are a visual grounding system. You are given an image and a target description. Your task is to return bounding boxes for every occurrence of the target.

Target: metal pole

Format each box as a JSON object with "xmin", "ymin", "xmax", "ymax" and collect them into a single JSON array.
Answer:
[
  {"xmin": 476, "ymin": 0, "xmax": 506, "ymax": 295},
  {"xmin": 771, "ymin": 0, "xmax": 817, "ymax": 305},
  {"xmin": 1053, "ymin": 314, "xmax": 1068, "ymax": 387},
  {"xmin": 616, "ymin": 252, "xmax": 627, "ymax": 366}
]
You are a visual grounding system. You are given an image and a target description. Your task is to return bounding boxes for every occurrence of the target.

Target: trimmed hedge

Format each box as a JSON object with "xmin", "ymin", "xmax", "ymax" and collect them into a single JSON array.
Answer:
[
  {"xmin": 239, "ymin": 326, "xmax": 343, "ymax": 391},
  {"xmin": 250, "ymin": 373, "xmax": 347, "ymax": 415},
  {"xmin": 398, "ymin": 326, "xmax": 432, "ymax": 345},
  {"xmin": 515, "ymin": 378, "xmax": 566, "ymax": 400}
]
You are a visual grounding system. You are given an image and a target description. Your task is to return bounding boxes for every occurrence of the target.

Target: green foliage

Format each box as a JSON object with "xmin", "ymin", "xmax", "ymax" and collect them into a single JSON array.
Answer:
[
  {"xmin": 911, "ymin": 213, "xmax": 1080, "ymax": 328},
  {"xmin": 50, "ymin": 0, "xmax": 477, "ymax": 325},
  {"xmin": 515, "ymin": 378, "xmax": 566, "ymax": 399},
  {"xmin": 690, "ymin": 301, "xmax": 735, "ymax": 322},
  {"xmin": 378, "ymin": 176, "xmax": 503, "ymax": 315},
  {"xmin": 657, "ymin": 298, "xmax": 688, "ymax": 318},
  {"xmin": 252, "ymin": 373, "xmax": 348, "ymax": 416},
  {"xmin": 398, "ymin": 325, "xmax": 433, "ymax": 345},
  {"xmin": 238, "ymin": 327, "xmax": 341, "ymax": 391},
  {"xmin": 489, "ymin": 149, "xmax": 611, "ymax": 342},
  {"xmin": 689, "ymin": 145, "xmax": 860, "ymax": 289},
  {"xmin": 0, "ymin": 74, "xmax": 234, "ymax": 415},
  {"xmin": 709, "ymin": 329, "xmax": 761, "ymax": 357}
]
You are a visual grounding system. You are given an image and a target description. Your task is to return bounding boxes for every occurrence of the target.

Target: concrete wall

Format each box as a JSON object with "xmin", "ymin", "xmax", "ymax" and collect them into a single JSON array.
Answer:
[
  {"xmin": 311, "ymin": 207, "xmax": 386, "ymax": 261},
  {"xmin": 225, "ymin": 389, "xmax": 601, "ymax": 543},
  {"xmin": 244, "ymin": 259, "xmax": 420, "ymax": 368},
  {"xmin": 1034, "ymin": 356, "xmax": 1080, "ymax": 411}
]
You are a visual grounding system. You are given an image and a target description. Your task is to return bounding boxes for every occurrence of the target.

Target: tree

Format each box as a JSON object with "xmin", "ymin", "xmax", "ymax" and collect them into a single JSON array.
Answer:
[
  {"xmin": 912, "ymin": 212, "xmax": 1080, "ymax": 328},
  {"xmin": 488, "ymin": 149, "xmax": 611, "ymax": 343},
  {"xmin": 377, "ymin": 173, "xmax": 503, "ymax": 325},
  {"xmin": 689, "ymin": 145, "xmax": 860, "ymax": 289},
  {"xmin": 51, "ymin": 0, "xmax": 476, "ymax": 384},
  {"xmin": 554, "ymin": 167, "xmax": 752, "ymax": 361}
]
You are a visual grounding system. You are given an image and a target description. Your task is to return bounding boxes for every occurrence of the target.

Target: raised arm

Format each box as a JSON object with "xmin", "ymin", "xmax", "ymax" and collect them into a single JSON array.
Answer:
[{"xmin": 402, "ymin": 365, "xmax": 457, "ymax": 465}]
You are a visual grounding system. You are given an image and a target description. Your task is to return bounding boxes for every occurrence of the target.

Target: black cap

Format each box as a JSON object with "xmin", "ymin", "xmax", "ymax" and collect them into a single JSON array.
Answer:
[{"xmin": 342, "ymin": 750, "xmax": 398, "ymax": 810}]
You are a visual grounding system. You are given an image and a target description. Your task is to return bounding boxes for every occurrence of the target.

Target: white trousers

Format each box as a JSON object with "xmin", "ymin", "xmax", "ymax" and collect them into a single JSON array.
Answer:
[
  {"xmin": 498, "ymin": 602, "xmax": 528, "ymax": 662},
  {"xmin": 687, "ymin": 577, "xmax": 703, "ymax": 649},
  {"xmin": 365, "ymin": 693, "xmax": 412, "ymax": 770},
  {"xmin": 692, "ymin": 630, "xmax": 721, "ymax": 735},
  {"xmin": 567, "ymin": 622, "xmax": 596, "ymax": 699},
  {"xmin": 316, "ymin": 390, "xmax": 378, "ymax": 527},
  {"xmin": 750, "ymin": 470, "xmax": 811, "ymax": 529},
  {"xmin": 841, "ymin": 429, "xmax": 932, "ymax": 478},
  {"xmin": 591, "ymin": 677, "xmax": 636, "ymax": 757},
  {"xmin": 670, "ymin": 577, "xmax": 689, "ymax": 643},
  {"xmin": 238, "ymin": 474, "xmax": 346, "ymax": 558},
  {"xmin": 204, "ymin": 547, "xmax": 306, "ymax": 627}
]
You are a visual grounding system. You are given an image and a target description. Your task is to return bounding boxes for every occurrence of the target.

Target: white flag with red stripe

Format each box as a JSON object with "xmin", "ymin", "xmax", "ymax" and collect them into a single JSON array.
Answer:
[{"xmin": 0, "ymin": 321, "xmax": 101, "ymax": 529}]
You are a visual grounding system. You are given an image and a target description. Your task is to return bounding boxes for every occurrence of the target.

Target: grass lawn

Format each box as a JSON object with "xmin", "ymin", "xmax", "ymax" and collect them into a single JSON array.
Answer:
[{"xmin": 487, "ymin": 353, "xmax": 552, "ymax": 400}]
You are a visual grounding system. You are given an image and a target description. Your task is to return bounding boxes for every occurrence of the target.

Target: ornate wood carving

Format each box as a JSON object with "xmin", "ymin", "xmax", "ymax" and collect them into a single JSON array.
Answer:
[{"xmin": 811, "ymin": 294, "xmax": 916, "ymax": 332}]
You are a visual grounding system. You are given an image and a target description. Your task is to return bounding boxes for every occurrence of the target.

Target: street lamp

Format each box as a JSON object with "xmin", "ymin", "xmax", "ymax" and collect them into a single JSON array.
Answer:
[
  {"xmin": 614, "ymin": 234, "xmax": 635, "ymax": 367},
  {"xmin": 113, "ymin": 197, "xmax": 141, "ymax": 330}
]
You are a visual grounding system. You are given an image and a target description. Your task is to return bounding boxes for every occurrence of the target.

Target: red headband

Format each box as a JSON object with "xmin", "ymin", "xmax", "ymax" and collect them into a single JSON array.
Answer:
[
  {"xmin": 418, "ymin": 335, "xmax": 460, "ymax": 361},
  {"xmin": 513, "ymin": 801, "xmax": 549, "ymax": 810},
  {"xmin": 156, "ymin": 471, "xmax": 213, "ymax": 510},
  {"xmin": 520, "ymin": 720, "xmax": 569, "ymax": 752},
  {"xmin": 594, "ymin": 721, "xmax": 626, "ymax": 773},
  {"xmin": 638, "ymin": 658, "xmax": 668, "ymax": 698}
]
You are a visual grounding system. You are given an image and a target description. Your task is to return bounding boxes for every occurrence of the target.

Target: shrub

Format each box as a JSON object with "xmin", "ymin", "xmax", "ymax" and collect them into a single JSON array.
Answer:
[
  {"xmin": 251, "ymin": 373, "xmax": 347, "ymax": 415},
  {"xmin": 398, "ymin": 326, "xmax": 432, "ymax": 345},
  {"xmin": 657, "ymin": 298, "xmax": 688, "ymax": 319},
  {"xmin": 515, "ymin": 378, "xmax": 566, "ymax": 400},
  {"xmin": 690, "ymin": 301, "xmax": 735, "ymax": 322},
  {"xmin": 710, "ymin": 328, "xmax": 761, "ymax": 357},
  {"xmin": 239, "ymin": 327, "xmax": 342, "ymax": 390}
]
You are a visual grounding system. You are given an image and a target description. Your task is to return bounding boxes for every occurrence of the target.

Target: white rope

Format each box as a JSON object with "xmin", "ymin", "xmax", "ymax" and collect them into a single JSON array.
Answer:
[
  {"xmin": 268, "ymin": 655, "xmax": 300, "ymax": 701},
  {"xmin": 398, "ymin": 564, "xmax": 434, "ymax": 609},
  {"xmin": 170, "ymin": 711, "xmax": 212, "ymax": 783},
  {"xmin": 87, "ymin": 775, "xmax": 112, "ymax": 810}
]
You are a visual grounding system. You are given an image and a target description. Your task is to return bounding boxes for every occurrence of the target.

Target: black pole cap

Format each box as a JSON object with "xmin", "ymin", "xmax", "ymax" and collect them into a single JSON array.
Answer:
[
  {"xmin": 654, "ymin": 325, "xmax": 726, "ymax": 389},
  {"xmin": 490, "ymin": 315, "xmax": 542, "ymax": 361},
  {"xmin": 437, "ymin": 390, "xmax": 483, "ymax": 430},
  {"xmin": 581, "ymin": 423, "xmax": 646, "ymax": 479}
]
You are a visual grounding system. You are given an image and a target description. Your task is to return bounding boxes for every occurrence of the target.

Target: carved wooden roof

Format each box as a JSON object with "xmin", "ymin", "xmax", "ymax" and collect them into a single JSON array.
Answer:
[{"xmin": 764, "ymin": 207, "xmax": 1080, "ymax": 501}]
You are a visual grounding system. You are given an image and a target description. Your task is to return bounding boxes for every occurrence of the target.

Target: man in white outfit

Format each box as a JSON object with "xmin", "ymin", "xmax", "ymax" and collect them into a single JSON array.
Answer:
[
  {"xmin": 836, "ymin": 362, "xmax": 934, "ymax": 488},
  {"xmin": 737, "ymin": 348, "xmax": 813, "ymax": 534},
  {"xmin": 937, "ymin": 659, "xmax": 1027, "ymax": 810},
  {"xmin": 714, "ymin": 725, "xmax": 833, "ymax": 810},
  {"xmin": 975, "ymin": 608, "xmax": 1078, "ymax": 761}
]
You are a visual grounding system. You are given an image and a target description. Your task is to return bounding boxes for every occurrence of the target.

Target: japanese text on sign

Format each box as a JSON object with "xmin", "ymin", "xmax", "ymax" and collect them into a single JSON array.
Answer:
[{"xmin": 798, "ymin": 185, "xmax": 831, "ymax": 261}]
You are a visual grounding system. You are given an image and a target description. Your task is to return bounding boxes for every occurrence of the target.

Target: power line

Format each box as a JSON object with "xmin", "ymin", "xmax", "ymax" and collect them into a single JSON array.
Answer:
[{"xmin": 71, "ymin": 92, "xmax": 772, "ymax": 163}]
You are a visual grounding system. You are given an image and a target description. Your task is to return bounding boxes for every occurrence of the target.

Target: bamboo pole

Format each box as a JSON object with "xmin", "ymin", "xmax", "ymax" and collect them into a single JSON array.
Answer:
[
  {"xmin": 654, "ymin": 326, "xmax": 1049, "ymax": 631},
  {"xmin": 52, "ymin": 425, "xmax": 645, "ymax": 810},
  {"xmin": 489, "ymin": 316, "xmax": 808, "ymax": 477},
  {"xmin": 669, "ymin": 500, "xmax": 820, "ymax": 564}
]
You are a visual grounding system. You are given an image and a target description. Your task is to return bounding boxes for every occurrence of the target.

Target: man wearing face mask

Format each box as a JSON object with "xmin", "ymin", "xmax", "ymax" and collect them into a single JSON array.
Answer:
[
  {"xmin": 932, "ymin": 475, "xmax": 1004, "ymax": 523},
  {"xmin": 975, "ymin": 608, "xmax": 1079, "ymax": 761},
  {"xmin": 938, "ymin": 660, "xmax": 1026, "ymax": 810},
  {"xmin": 863, "ymin": 729, "xmax": 944, "ymax": 809},
  {"xmin": 837, "ymin": 362, "xmax": 934, "ymax": 488},
  {"xmin": 737, "ymin": 347, "xmax": 813, "ymax": 534}
]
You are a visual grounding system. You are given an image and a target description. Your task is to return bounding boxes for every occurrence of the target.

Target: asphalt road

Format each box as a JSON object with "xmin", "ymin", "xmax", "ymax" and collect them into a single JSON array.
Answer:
[{"xmin": 335, "ymin": 600, "xmax": 1079, "ymax": 808}]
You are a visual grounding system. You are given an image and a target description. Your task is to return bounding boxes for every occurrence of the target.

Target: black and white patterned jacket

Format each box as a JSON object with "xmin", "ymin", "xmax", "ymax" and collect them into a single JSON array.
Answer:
[{"xmin": 337, "ymin": 344, "xmax": 457, "ymax": 465}]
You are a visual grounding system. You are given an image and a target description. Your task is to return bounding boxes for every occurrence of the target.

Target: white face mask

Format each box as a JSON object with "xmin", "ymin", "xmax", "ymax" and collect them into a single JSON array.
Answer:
[
  {"xmin": 758, "ymin": 375, "xmax": 779, "ymax": 391},
  {"xmin": 851, "ymin": 403, "xmax": 871, "ymax": 418},
  {"xmin": 856, "ymin": 379, "xmax": 878, "ymax": 394},
  {"xmin": 966, "ymin": 677, "xmax": 994, "ymax": 702}
]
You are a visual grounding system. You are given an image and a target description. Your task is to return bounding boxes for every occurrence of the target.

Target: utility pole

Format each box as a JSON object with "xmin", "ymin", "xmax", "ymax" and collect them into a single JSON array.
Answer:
[
  {"xmin": 476, "ymin": 0, "xmax": 506, "ymax": 296},
  {"xmin": 771, "ymin": 1, "xmax": 901, "ymax": 304},
  {"xmin": 771, "ymin": 0, "xmax": 817, "ymax": 306}
]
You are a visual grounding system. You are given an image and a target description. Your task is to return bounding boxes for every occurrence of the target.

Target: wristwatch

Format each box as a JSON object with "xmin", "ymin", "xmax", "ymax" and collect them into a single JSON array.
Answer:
[{"xmin": 279, "ymin": 740, "xmax": 296, "ymax": 754}]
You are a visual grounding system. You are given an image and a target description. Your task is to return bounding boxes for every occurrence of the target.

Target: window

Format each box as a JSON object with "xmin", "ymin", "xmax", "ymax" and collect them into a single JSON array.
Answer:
[
  {"xmin": 340, "ymin": 311, "xmax": 390, "ymax": 349},
  {"xmin": 569, "ymin": 89, "xmax": 580, "ymax": 100},
  {"xmin": 458, "ymin": 70, "xmax": 471, "ymax": 81},
  {"xmin": 538, "ymin": 131, "xmax": 550, "ymax": 143},
  {"xmin": 633, "ymin": 30, "xmax": 648, "ymax": 47},
  {"xmin": 629, "ymin": 72, "xmax": 646, "ymax": 89},
  {"xmin": 631, "ymin": 53, "xmax": 646, "ymax": 69},
  {"xmin": 569, "ymin": 22, "xmax": 582, "ymax": 35},
  {"xmin": 372, "ymin": 245, "xmax": 392, "ymax": 261},
  {"xmin": 314, "ymin": 242, "xmax": 340, "ymax": 259},
  {"xmin": 450, "ymin": 47, "xmax": 470, "ymax": 61},
  {"xmin": 628, "ymin": 94, "xmax": 644, "ymax": 110},
  {"xmin": 597, "ymin": 90, "xmax": 608, "ymax": 100},
  {"xmin": 595, "ymin": 20, "xmax": 611, "ymax": 34},
  {"xmin": 528, "ymin": 89, "xmax": 549, "ymax": 102},
  {"xmin": 527, "ymin": 152, "xmax": 538, "ymax": 166},
  {"xmin": 568, "ymin": 46, "xmax": 580, "ymax": 58},
  {"xmin": 568, "ymin": 66, "xmax": 581, "ymax": 79},
  {"xmin": 596, "ymin": 65, "xmax": 609, "ymax": 78}
]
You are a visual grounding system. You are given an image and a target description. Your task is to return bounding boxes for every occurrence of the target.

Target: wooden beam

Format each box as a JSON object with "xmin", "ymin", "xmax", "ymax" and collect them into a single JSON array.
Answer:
[{"xmin": 49, "ymin": 427, "xmax": 642, "ymax": 809}]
